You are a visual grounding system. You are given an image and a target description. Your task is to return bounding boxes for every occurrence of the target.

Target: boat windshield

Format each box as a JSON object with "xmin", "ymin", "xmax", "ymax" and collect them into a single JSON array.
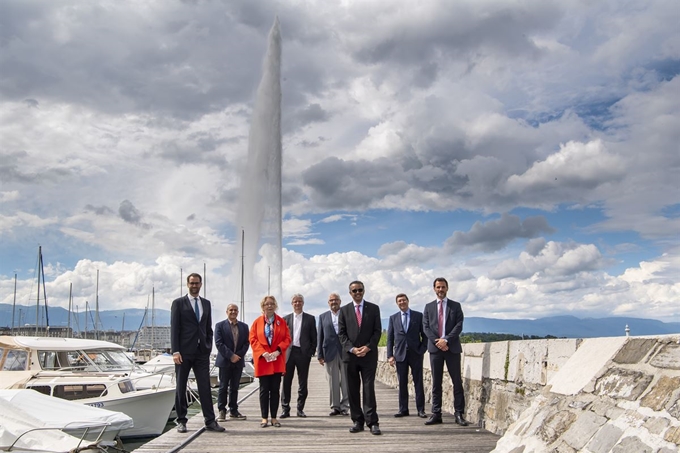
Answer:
[{"xmin": 38, "ymin": 348, "xmax": 140, "ymax": 372}]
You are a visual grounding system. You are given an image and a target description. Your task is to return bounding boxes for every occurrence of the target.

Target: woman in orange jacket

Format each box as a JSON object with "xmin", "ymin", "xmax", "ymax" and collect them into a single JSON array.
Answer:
[{"xmin": 249, "ymin": 295, "xmax": 291, "ymax": 428}]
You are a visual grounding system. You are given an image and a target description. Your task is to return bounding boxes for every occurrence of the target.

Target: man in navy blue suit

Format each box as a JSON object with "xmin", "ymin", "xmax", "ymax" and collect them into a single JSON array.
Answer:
[
  {"xmin": 215, "ymin": 304, "xmax": 250, "ymax": 421},
  {"xmin": 422, "ymin": 277, "xmax": 469, "ymax": 426},
  {"xmin": 171, "ymin": 273, "xmax": 225, "ymax": 433},
  {"xmin": 387, "ymin": 293, "xmax": 427, "ymax": 418}
]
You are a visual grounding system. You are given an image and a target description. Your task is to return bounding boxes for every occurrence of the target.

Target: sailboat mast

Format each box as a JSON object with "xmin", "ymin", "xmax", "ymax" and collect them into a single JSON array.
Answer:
[
  {"xmin": 68, "ymin": 283, "xmax": 72, "ymax": 338},
  {"xmin": 151, "ymin": 287, "xmax": 156, "ymax": 351},
  {"xmin": 240, "ymin": 229, "xmax": 245, "ymax": 322},
  {"xmin": 35, "ymin": 246, "xmax": 41, "ymax": 335},
  {"xmin": 95, "ymin": 269, "xmax": 100, "ymax": 340},
  {"xmin": 11, "ymin": 273, "xmax": 16, "ymax": 334}
]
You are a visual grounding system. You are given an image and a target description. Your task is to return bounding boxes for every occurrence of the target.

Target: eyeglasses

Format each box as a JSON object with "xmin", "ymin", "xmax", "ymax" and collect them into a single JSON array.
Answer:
[{"xmin": 351, "ymin": 288, "xmax": 364, "ymax": 294}]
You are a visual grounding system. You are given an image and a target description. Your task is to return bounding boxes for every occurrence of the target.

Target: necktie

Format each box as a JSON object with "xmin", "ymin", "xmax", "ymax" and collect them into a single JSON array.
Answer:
[
  {"xmin": 438, "ymin": 301, "xmax": 444, "ymax": 337},
  {"xmin": 194, "ymin": 298, "xmax": 200, "ymax": 322},
  {"xmin": 355, "ymin": 305, "xmax": 362, "ymax": 328},
  {"xmin": 402, "ymin": 311, "xmax": 409, "ymax": 331}
]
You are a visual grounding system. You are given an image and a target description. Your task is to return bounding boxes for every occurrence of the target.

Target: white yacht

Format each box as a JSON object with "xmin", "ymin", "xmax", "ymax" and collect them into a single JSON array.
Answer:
[{"xmin": 0, "ymin": 336, "xmax": 176, "ymax": 438}]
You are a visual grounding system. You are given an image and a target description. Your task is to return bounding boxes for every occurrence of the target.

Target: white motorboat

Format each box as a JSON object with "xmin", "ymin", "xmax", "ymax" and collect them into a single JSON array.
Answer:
[
  {"xmin": 0, "ymin": 336, "xmax": 176, "ymax": 438},
  {"xmin": 0, "ymin": 389, "xmax": 133, "ymax": 443}
]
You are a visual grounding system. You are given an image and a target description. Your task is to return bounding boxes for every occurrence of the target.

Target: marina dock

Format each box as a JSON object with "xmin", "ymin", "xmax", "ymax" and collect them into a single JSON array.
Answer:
[{"xmin": 135, "ymin": 363, "xmax": 500, "ymax": 453}]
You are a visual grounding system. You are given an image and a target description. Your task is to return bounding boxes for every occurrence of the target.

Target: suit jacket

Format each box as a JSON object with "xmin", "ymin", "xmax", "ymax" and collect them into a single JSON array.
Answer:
[
  {"xmin": 249, "ymin": 314, "xmax": 291, "ymax": 377},
  {"xmin": 422, "ymin": 298, "xmax": 464, "ymax": 354},
  {"xmin": 337, "ymin": 300, "xmax": 382, "ymax": 362},
  {"xmin": 283, "ymin": 312, "xmax": 317, "ymax": 360},
  {"xmin": 170, "ymin": 295, "xmax": 213, "ymax": 356},
  {"xmin": 317, "ymin": 310, "xmax": 342, "ymax": 363},
  {"xmin": 387, "ymin": 309, "xmax": 427, "ymax": 362},
  {"xmin": 214, "ymin": 319, "xmax": 250, "ymax": 368}
]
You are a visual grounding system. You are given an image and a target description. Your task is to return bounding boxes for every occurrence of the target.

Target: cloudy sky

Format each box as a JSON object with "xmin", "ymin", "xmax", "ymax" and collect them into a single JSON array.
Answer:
[{"xmin": 1, "ymin": 0, "xmax": 679, "ymax": 327}]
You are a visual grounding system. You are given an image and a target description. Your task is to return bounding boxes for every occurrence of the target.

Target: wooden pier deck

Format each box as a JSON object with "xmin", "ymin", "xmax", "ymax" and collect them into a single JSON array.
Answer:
[{"xmin": 135, "ymin": 363, "xmax": 500, "ymax": 453}]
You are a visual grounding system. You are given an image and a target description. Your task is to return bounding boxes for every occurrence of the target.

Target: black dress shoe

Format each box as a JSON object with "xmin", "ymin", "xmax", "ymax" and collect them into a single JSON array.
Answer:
[
  {"xmin": 176, "ymin": 422, "xmax": 187, "ymax": 433},
  {"xmin": 280, "ymin": 411, "xmax": 290, "ymax": 419},
  {"xmin": 454, "ymin": 412, "xmax": 469, "ymax": 426},
  {"xmin": 417, "ymin": 411, "xmax": 428, "ymax": 418},
  {"xmin": 205, "ymin": 421, "xmax": 226, "ymax": 432},
  {"xmin": 297, "ymin": 409, "xmax": 307, "ymax": 417},
  {"xmin": 329, "ymin": 408, "xmax": 342, "ymax": 416},
  {"xmin": 425, "ymin": 414, "xmax": 442, "ymax": 425},
  {"xmin": 370, "ymin": 424, "xmax": 381, "ymax": 435},
  {"xmin": 393, "ymin": 411, "xmax": 409, "ymax": 417},
  {"xmin": 349, "ymin": 422, "xmax": 364, "ymax": 433}
]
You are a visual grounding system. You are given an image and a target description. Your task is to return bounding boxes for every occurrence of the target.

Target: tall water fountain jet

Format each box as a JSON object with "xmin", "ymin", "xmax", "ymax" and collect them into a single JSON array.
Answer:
[{"xmin": 235, "ymin": 18, "xmax": 282, "ymax": 316}]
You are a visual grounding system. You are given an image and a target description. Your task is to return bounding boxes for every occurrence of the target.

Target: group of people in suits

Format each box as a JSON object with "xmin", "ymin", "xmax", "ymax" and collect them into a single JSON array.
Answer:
[{"xmin": 170, "ymin": 273, "xmax": 468, "ymax": 435}]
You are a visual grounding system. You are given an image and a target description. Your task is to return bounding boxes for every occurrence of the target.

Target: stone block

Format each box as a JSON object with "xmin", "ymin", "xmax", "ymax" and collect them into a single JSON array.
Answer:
[
  {"xmin": 665, "ymin": 425, "xmax": 680, "ymax": 445},
  {"xmin": 489, "ymin": 341, "xmax": 509, "ymax": 380},
  {"xmin": 612, "ymin": 338, "xmax": 656, "ymax": 364},
  {"xmin": 548, "ymin": 440, "xmax": 576, "ymax": 453},
  {"xmin": 611, "ymin": 436, "xmax": 653, "ymax": 453},
  {"xmin": 585, "ymin": 423, "xmax": 624, "ymax": 453},
  {"xmin": 545, "ymin": 339, "xmax": 580, "ymax": 383},
  {"xmin": 589, "ymin": 395, "xmax": 617, "ymax": 417},
  {"xmin": 549, "ymin": 337, "xmax": 627, "ymax": 395},
  {"xmin": 640, "ymin": 375, "xmax": 680, "ymax": 411},
  {"xmin": 643, "ymin": 416, "xmax": 670, "ymax": 435},
  {"xmin": 594, "ymin": 368, "xmax": 653, "ymax": 401},
  {"xmin": 667, "ymin": 392, "xmax": 680, "ymax": 419},
  {"xmin": 538, "ymin": 410, "xmax": 577, "ymax": 444},
  {"xmin": 462, "ymin": 350, "xmax": 485, "ymax": 381},
  {"xmin": 650, "ymin": 342, "xmax": 680, "ymax": 370},
  {"xmin": 508, "ymin": 340, "xmax": 548, "ymax": 385},
  {"xmin": 508, "ymin": 447, "xmax": 525, "ymax": 453},
  {"xmin": 561, "ymin": 411, "xmax": 607, "ymax": 450}
]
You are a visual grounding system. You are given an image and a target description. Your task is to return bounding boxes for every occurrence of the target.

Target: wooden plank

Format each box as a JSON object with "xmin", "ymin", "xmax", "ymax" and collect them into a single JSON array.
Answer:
[{"xmin": 135, "ymin": 363, "xmax": 500, "ymax": 453}]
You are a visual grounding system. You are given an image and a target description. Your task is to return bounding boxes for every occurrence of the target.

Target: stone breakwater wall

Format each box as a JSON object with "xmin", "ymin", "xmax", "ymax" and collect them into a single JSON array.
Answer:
[{"xmin": 376, "ymin": 334, "xmax": 680, "ymax": 452}]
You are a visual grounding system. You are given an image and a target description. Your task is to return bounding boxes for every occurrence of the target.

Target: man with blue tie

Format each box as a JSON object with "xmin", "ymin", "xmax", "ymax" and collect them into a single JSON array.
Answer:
[
  {"xmin": 422, "ymin": 277, "xmax": 469, "ymax": 426},
  {"xmin": 317, "ymin": 292, "xmax": 350, "ymax": 416},
  {"xmin": 387, "ymin": 293, "xmax": 427, "ymax": 418},
  {"xmin": 171, "ymin": 273, "xmax": 225, "ymax": 433}
]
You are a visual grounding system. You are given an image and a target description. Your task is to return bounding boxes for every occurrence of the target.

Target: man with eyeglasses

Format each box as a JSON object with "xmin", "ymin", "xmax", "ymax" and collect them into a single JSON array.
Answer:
[
  {"xmin": 317, "ymin": 292, "xmax": 350, "ymax": 416},
  {"xmin": 170, "ymin": 273, "xmax": 225, "ymax": 433},
  {"xmin": 422, "ymin": 277, "xmax": 469, "ymax": 427},
  {"xmin": 338, "ymin": 281, "xmax": 382, "ymax": 435}
]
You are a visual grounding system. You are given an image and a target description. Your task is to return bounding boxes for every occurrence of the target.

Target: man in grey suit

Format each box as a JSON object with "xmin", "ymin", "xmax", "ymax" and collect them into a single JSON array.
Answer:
[
  {"xmin": 387, "ymin": 293, "xmax": 427, "ymax": 418},
  {"xmin": 281, "ymin": 294, "xmax": 317, "ymax": 418},
  {"xmin": 338, "ymin": 280, "xmax": 382, "ymax": 435},
  {"xmin": 317, "ymin": 292, "xmax": 350, "ymax": 416},
  {"xmin": 422, "ymin": 277, "xmax": 469, "ymax": 426}
]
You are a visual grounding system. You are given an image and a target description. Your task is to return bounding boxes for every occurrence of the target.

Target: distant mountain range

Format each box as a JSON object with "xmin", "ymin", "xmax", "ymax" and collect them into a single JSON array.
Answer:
[{"xmin": 1, "ymin": 304, "xmax": 678, "ymax": 338}]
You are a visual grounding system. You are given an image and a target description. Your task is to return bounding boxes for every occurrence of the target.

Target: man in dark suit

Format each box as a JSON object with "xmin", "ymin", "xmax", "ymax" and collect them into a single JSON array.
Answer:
[
  {"xmin": 171, "ymin": 273, "xmax": 225, "ymax": 433},
  {"xmin": 338, "ymin": 280, "xmax": 382, "ymax": 435},
  {"xmin": 215, "ymin": 303, "xmax": 250, "ymax": 421},
  {"xmin": 387, "ymin": 293, "xmax": 427, "ymax": 418},
  {"xmin": 280, "ymin": 294, "xmax": 317, "ymax": 418},
  {"xmin": 317, "ymin": 292, "xmax": 350, "ymax": 416},
  {"xmin": 422, "ymin": 277, "xmax": 469, "ymax": 426}
]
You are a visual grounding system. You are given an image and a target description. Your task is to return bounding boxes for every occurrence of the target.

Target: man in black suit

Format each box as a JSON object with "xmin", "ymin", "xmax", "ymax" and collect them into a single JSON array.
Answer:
[
  {"xmin": 317, "ymin": 292, "xmax": 350, "ymax": 416},
  {"xmin": 387, "ymin": 293, "xmax": 427, "ymax": 418},
  {"xmin": 215, "ymin": 303, "xmax": 250, "ymax": 421},
  {"xmin": 338, "ymin": 280, "xmax": 382, "ymax": 435},
  {"xmin": 422, "ymin": 277, "xmax": 469, "ymax": 426},
  {"xmin": 280, "ymin": 294, "xmax": 317, "ymax": 418},
  {"xmin": 171, "ymin": 273, "xmax": 225, "ymax": 433}
]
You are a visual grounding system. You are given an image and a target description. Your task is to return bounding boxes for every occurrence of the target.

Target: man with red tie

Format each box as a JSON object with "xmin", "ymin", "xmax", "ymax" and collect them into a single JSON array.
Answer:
[
  {"xmin": 338, "ymin": 280, "xmax": 382, "ymax": 435},
  {"xmin": 422, "ymin": 277, "xmax": 469, "ymax": 426}
]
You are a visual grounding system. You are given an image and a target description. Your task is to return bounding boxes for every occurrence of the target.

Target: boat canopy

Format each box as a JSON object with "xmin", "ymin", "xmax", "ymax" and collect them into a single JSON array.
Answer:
[{"xmin": 0, "ymin": 336, "xmax": 125, "ymax": 352}]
